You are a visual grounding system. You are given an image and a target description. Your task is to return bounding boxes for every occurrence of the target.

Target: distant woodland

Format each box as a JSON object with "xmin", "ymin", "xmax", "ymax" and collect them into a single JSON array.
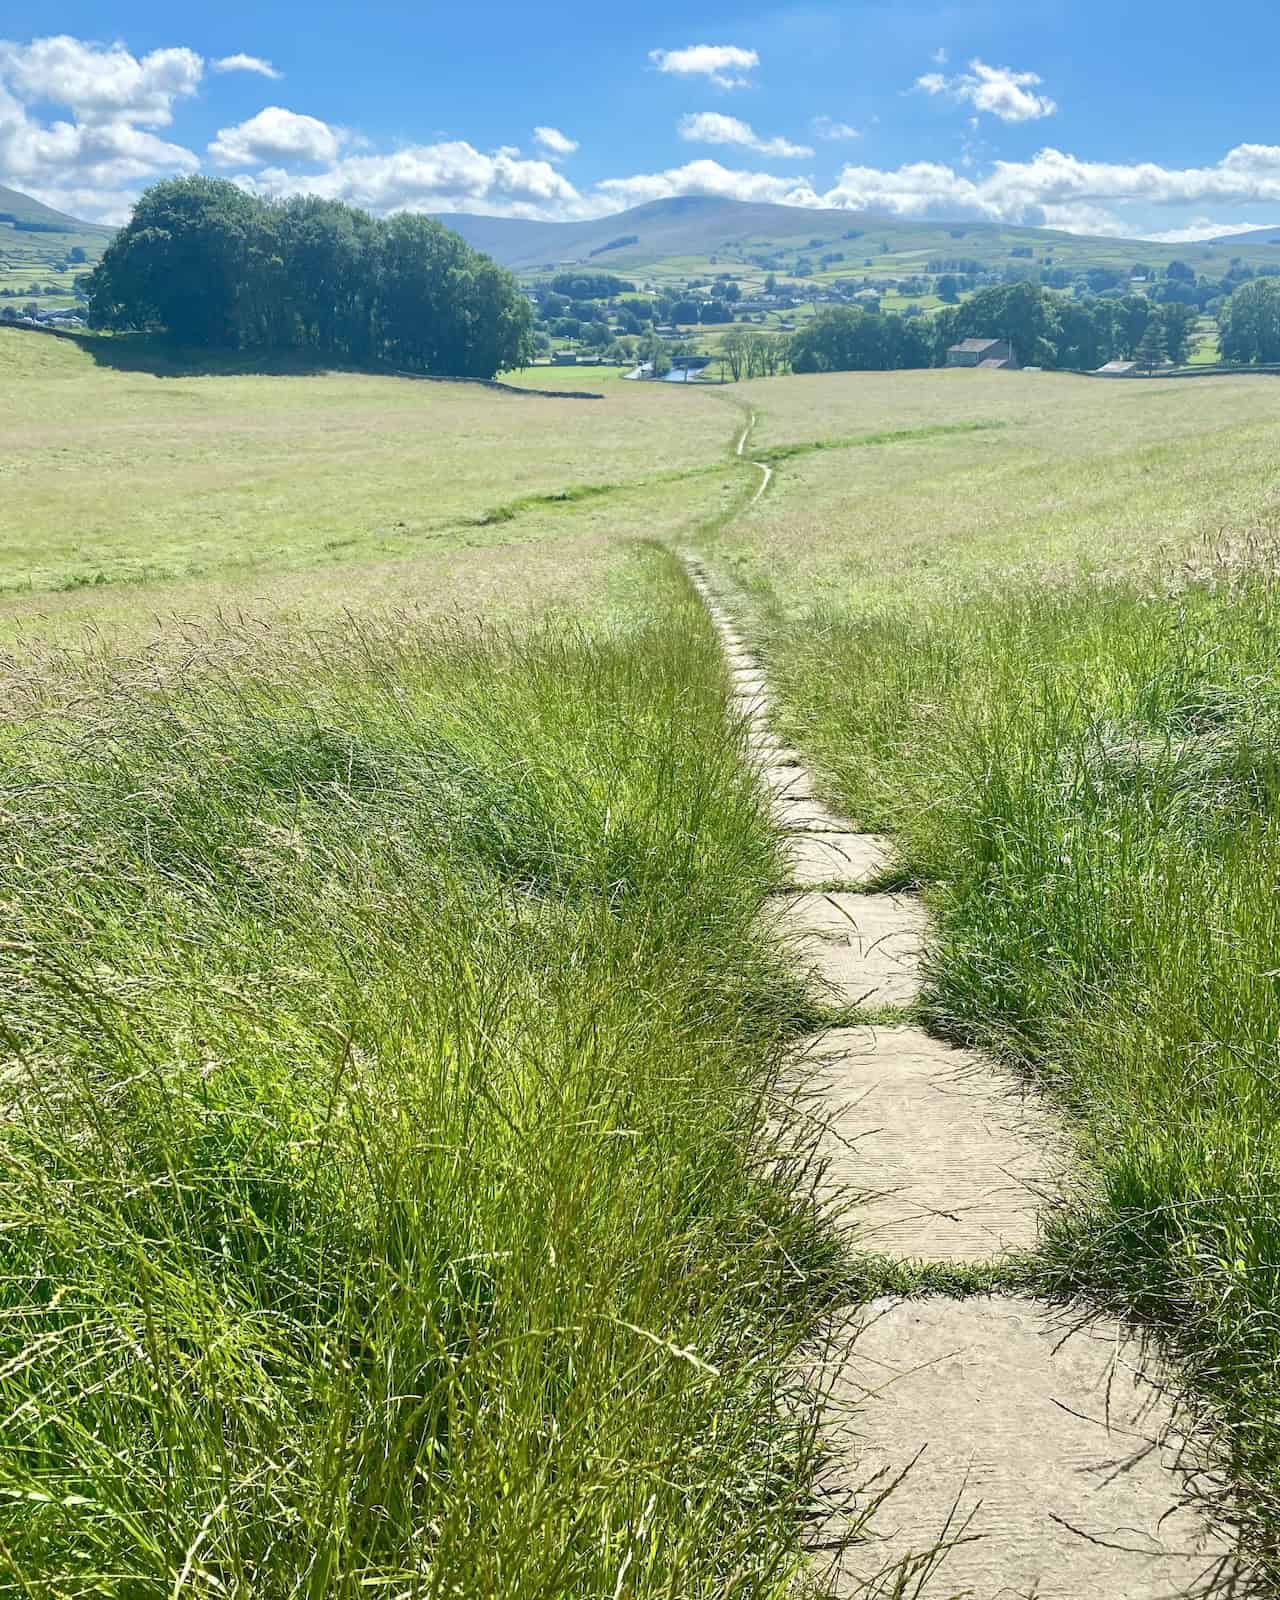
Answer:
[{"xmin": 84, "ymin": 179, "xmax": 534, "ymax": 377}]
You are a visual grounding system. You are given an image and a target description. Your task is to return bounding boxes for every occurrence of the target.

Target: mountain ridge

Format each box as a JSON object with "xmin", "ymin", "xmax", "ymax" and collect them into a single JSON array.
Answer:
[
  {"xmin": 0, "ymin": 184, "xmax": 113, "ymax": 235},
  {"xmin": 432, "ymin": 195, "xmax": 1280, "ymax": 278}
]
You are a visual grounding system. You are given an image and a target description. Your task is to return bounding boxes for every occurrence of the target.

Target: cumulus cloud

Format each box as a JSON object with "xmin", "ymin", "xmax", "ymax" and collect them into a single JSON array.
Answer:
[
  {"xmin": 212, "ymin": 53, "xmax": 282, "ymax": 80},
  {"xmin": 595, "ymin": 158, "xmax": 820, "ymax": 212},
  {"xmin": 1143, "ymin": 216, "xmax": 1280, "ymax": 243},
  {"xmin": 0, "ymin": 35, "xmax": 201, "ymax": 126},
  {"xmin": 533, "ymin": 125, "xmax": 577, "ymax": 157},
  {"xmin": 0, "ymin": 36, "xmax": 200, "ymax": 217},
  {"xmin": 209, "ymin": 107, "xmax": 342, "ymax": 167},
  {"xmin": 916, "ymin": 58, "xmax": 1057, "ymax": 123},
  {"xmin": 815, "ymin": 144, "xmax": 1280, "ymax": 231},
  {"xmin": 648, "ymin": 44, "xmax": 758, "ymax": 89},
  {"xmin": 678, "ymin": 111, "xmax": 812, "ymax": 160},
  {"xmin": 218, "ymin": 142, "xmax": 1280, "ymax": 234},
  {"xmin": 242, "ymin": 140, "xmax": 593, "ymax": 220},
  {"xmin": 812, "ymin": 115, "xmax": 859, "ymax": 142}
]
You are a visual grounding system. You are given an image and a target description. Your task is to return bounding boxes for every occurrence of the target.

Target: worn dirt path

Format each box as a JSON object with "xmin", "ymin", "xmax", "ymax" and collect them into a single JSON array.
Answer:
[{"xmin": 678, "ymin": 551, "xmax": 1239, "ymax": 1598}]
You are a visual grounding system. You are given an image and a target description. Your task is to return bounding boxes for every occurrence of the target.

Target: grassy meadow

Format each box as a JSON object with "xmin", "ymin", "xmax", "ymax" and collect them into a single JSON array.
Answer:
[
  {"xmin": 11, "ymin": 318, "xmax": 1280, "ymax": 1590},
  {"xmin": 0, "ymin": 330, "xmax": 741, "ymax": 635},
  {"xmin": 705, "ymin": 364, "xmax": 1280, "ymax": 1573},
  {"xmin": 0, "ymin": 328, "xmax": 859, "ymax": 1597}
]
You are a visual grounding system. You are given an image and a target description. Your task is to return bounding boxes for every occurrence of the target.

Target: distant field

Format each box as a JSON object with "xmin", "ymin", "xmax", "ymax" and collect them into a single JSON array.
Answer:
[
  {"xmin": 0, "ymin": 185, "xmax": 108, "ymax": 310},
  {"xmin": 718, "ymin": 366, "xmax": 1280, "ymax": 606},
  {"xmin": 0, "ymin": 330, "xmax": 742, "ymax": 645}
]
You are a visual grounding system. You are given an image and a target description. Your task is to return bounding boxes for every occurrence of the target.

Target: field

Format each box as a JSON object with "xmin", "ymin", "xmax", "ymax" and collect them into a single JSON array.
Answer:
[
  {"xmin": 0, "ymin": 330, "xmax": 744, "ymax": 651},
  {"xmin": 8, "ymin": 326, "xmax": 1280, "ymax": 1589}
]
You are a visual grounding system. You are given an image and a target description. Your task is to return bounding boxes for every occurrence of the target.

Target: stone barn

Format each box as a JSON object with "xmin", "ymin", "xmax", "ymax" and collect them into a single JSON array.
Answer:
[{"xmin": 946, "ymin": 337, "xmax": 1019, "ymax": 370}]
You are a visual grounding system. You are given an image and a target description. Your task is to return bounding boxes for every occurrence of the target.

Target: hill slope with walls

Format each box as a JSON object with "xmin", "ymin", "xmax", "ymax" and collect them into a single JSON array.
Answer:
[{"xmin": 434, "ymin": 194, "xmax": 1280, "ymax": 282}]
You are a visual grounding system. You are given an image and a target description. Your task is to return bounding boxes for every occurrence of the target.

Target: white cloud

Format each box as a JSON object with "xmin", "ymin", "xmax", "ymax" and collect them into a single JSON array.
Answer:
[
  {"xmin": 596, "ymin": 158, "xmax": 820, "ymax": 212},
  {"xmin": 533, "ymin": 125, "xmax": 577, "ymax": 158},
  {"xmin": 224, "ymin": 142, "xmax": 1280, "ymax": 236},
  {"xmin": 814, "ymin": 144, "xmax": 1280, "ymax": 232},
  {"xmin": 0, "ymin": 35, "xmax": 201, "ymax": 126},
  {"xmin": 678, "ymin": 111, "xmax": 812, "ymax": 160},
  {"xmin": 242, "ymin": 140, "xmax": 592, "ymax": 220},
  {"xmin": 1142, "ymin": 216, "xmax": 1280, "ymax": 243},
  {"xmin": 0, "ymin": 42, "xmax": 199, "ymax": 217},
  {"xmin": 648, "ymin": 44, "xmax": 758, "ymax": 90},
  {"xmin": 208, "ymin": 106, "xmax": 342, "ymax": 166},
  {"xmin": 812, "ymin": 115, "xmax": 859, "ymax": 142},
  {"xmin": 916, "ymin": 58, "xmax": 1057, "ymax": 123},
  {"xmin": 212, "ymin": 53, "xmax": 282, "ymax": 80},
  {"xmin": 931, "ymin": 48, "xmax": 949, "ymax": 65}
]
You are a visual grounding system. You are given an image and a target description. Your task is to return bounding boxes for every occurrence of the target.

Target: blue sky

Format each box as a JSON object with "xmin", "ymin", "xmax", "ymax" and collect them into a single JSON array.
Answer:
[{"xmin": 3, "ymin": 3, "xmax": 1280, "ymax": 240}]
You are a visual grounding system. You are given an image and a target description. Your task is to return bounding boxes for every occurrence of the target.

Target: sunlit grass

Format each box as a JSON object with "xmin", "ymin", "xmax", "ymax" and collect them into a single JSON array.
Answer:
[{"xmin": 0, "ymin": 552, "xmax": 838, "ymax": 1596}]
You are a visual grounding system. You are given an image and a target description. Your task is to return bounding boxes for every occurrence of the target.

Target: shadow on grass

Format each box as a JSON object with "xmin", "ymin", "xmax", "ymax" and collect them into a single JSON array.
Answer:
[{"xmin": 62, "ymin": 331, "xmax": 388, "ymax": 380}]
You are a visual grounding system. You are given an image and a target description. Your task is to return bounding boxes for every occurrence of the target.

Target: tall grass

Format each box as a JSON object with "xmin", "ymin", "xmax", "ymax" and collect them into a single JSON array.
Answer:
[
  {"xmin": 764, "ymin": 560, "xmax": 1280, "ymax": 1570},
  {"xmin": 0, "ymin": 561, "xmax": 835, "ymax": 1597}
]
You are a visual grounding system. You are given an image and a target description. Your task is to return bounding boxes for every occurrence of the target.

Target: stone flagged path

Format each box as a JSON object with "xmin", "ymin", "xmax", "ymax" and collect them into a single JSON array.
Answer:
[
  {"xmin": 806, "ymin": 1027, "xmax": 1064, "ymax": 1259},
  {"xmin": 784, "ymin": 830, "xmax": 894, "ymax": 888},
  {"xmin": 767, "ymin": 893, "xmax": 929, "ymax": 1008},
  {"xmin": 679, "ymin": 551, "xmax": 1239, "ymax": 1599},
  {"xmin": 822, "ymin": 1298, "xmax": 1235, "ymax": 1598}
]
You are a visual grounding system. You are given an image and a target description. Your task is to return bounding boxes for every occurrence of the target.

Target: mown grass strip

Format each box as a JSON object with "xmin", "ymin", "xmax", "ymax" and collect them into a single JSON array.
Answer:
[
  {"xmin": 472, "ymin": 463, "xmax": 728, "ymax": 527},
  {"xmin": 754, "ymin": 419, "xmax": 1007, "ymax": 465}
]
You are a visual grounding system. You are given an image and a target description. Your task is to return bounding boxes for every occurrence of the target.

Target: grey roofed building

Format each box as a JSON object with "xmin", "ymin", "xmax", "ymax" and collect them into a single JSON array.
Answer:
[{"xmin": 946, "ymin": 336, "xmax": 1018, "ymax": 369}]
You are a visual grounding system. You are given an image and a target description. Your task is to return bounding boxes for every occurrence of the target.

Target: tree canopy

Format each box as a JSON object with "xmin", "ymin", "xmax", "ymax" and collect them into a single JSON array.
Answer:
[
  {"xmin": 1221, "ymin": 278, "xmax": 1280, "ymax": 364},
  {"xmin": 86, "ymin": 178, "xmax": 534, "ymax": 377},
  {"xmin": 789, "ymin": 306, "xmax": 930, "ymax": 373}
]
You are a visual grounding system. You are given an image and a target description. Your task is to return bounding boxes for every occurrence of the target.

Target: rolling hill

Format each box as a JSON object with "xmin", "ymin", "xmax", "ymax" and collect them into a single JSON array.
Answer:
[
  {"xmin": 0, "ymin": 184, "xmax": 114, "ymax": 237},
  {"xmin": 0, "ymin": 185, "xmax": 112, "ymax": 310},
  {"xmin": 435, "ymin": 195, "xmax": 1280, "ymax": 283}
]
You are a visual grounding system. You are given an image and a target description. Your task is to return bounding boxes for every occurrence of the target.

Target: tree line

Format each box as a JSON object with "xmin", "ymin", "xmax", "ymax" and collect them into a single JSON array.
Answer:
[
  {"xmin": 84, "ymin": 178, "xmax": 534, "ymax": 378},
  {"xmin": 763, "ymin": 277, "xmax": 1280, "ymax": 379},
  {"xmin": 784, "ymin": 283, "xmax": 1208, "ymax": 376}
]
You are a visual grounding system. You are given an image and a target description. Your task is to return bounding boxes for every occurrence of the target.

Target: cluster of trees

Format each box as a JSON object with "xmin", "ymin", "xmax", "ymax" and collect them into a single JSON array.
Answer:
[
  {"xmin": 84, "ymin": 178, "xmax": 534, "ymax": 377},
  {"xmin": 547, "ymin": 271, "xmax": 634, "ymax": 299},
  {"xmin": 790, "ymin": 307, "xmax": 929, "ymax": 373},
  {"xmin": 588, "ymin": 233, "xmax": 639, "ymax": 256},
  {"xmin": 1221, "ymin": 278, "xmax": 1280, "ymax": 364},
  {"xmin": 719, "ymin": 328, "xmax": 789, "ymax": 380}
]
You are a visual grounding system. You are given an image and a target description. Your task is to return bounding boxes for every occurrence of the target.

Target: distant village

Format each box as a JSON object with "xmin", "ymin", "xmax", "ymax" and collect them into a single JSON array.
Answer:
[{"xmin": 519, "ymin": 241, "xmax": 1269, "ymax": 375}]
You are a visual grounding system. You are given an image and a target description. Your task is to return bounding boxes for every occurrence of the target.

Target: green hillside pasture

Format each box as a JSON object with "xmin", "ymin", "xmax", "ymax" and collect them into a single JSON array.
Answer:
[
  {"xmin": 0, "ymin": 189, "xmax": 108, "ymax": 309},
  {"xmin": 722, "ymin": 367, "xmax": 1280, "ymax": 605},
  {"xmin": 713, "ymin": 364, "xmax": 1280, "ymax": 1570},
  {"xmin": 0, "ymin": 553, "xmax": 837, "ymax": 1595},
  {"xmin": 493, "ymin": 200, "xmax": 1280, "ymax": 282},
  {"xmin": 0, "ymin": 330, "xmax": 738, "ymax": 606}
]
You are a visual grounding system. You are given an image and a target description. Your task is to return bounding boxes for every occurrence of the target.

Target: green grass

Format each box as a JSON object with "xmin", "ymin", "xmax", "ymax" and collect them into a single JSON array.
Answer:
[
  {"xmin": 0, "ymin": 549, "xmax": 842, "ymax": 1596},
  {"xmin": 0, "ymin": 329, "xmax": 735, "ymax": 608},
  {"xmin": 758, "ymin": 572, "xmax": 1280, "ymax": 1567}
]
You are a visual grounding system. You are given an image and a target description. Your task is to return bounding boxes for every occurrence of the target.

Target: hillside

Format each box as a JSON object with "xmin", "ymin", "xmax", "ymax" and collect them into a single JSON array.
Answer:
[
  {"xmin": 0, "ymin": 184, "xmax": 112, "ymax": 313},
  {"xmin": 0, "ymin": 184, "xmax": 113, "ymax": 235},
  {"xmin": 436, "ymin": 194, "xmax": 1280, "ymax": 283}
]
